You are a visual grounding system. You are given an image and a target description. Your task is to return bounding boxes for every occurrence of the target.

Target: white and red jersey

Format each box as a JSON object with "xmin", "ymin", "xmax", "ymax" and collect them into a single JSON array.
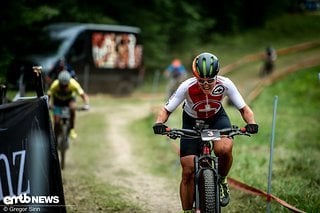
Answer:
[{"xmin": 165, "ymin": 76, "xmax": 246, "ymax": 119}]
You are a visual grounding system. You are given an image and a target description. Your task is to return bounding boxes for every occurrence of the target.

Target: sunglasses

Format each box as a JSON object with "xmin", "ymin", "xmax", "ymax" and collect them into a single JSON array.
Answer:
[{"xmin": 198, "ymin": 78, "xmax": 216, "ymax": 85}]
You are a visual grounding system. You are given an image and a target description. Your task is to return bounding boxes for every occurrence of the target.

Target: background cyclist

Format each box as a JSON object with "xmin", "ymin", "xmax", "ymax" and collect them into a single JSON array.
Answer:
[
  {"xmin": 153, "ymin": 52, "xmax": 258, "ymax": 212},
  {"xmin": 47, "ymin": 70, "xmax": 89, "ymax": 139},
  {"xmin": 164, "ymin": 58, "xmax": 188, "ymax": 98}
]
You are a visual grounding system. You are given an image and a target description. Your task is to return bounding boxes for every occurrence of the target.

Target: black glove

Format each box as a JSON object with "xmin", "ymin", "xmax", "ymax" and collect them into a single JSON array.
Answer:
[
  {"xmin": 245, "ymin": 124, "xmax": 259, "ymax": 134},
  {"xmin": 153, "ymin": 123, "xmax": 168, "ymax": 134}
]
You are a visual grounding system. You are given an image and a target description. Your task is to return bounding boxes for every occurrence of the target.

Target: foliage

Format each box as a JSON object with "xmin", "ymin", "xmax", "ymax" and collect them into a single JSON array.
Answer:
[{"xmin": 0, "ymin": 0, "xmax": 308, "ymax": 79}]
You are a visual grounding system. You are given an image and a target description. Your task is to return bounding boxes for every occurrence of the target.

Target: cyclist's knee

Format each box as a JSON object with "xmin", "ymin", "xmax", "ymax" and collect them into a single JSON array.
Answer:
[
  {"xmin": 181, "ymin": 160, "xmax": 194, "ymax": 183},
  {"xmin": 181, "ymin": 168, "xmax": 193, "ymax": 184},
  {"xmin": 214, "ymin": 138, "xmax": 233, "ymax": 156}
]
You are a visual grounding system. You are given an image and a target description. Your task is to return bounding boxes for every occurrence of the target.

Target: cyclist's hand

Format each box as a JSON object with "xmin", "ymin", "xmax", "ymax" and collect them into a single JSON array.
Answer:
[
  {"xmin": 245, "ymin": 124, "xmax": 259, "ymax": 134},
  {"xmin": 83, "ymin": 104, "xmax": 90, "ymax": 111},
  {"xmin": 153, "ymin": 123, "xmax": 168, "ymax": 134}
]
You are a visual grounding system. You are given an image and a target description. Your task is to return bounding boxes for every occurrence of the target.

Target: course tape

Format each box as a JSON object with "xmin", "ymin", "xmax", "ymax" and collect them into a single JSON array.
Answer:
[{"xmin": 228, "ymin": 177, "xmax": 306, "ymax": 213}]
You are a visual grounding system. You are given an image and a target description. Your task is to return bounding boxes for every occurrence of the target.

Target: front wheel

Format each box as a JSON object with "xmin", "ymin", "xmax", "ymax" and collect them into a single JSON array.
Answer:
[
  {"xmin": 199, "ymin": 169, "xmax": 219, "ymax": 213},
  {"xmin": 59, "ymin": 125, "xmax": 70, "ymax": 170}
]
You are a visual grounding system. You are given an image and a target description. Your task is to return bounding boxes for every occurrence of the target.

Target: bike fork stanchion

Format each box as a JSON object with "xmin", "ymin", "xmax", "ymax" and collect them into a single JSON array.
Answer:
[
  {"xmin": 215, "ymin": 157, "xmax": 221, "ymax": 212},
  {"xmin": 194, "ymin": 156, "xmax": 201, "ymax": 213}
]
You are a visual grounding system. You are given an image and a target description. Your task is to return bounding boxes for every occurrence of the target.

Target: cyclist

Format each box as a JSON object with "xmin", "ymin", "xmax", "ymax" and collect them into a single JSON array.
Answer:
[
  {"xmin": 153, "ymin": 52, "xmax": 258, "ymax": 212},
  {"xmin": 164, "ymin": 58, "xmax": 188, "ymax": 98},
  {"xmin": 45, "ymin": 57, "xmax": 77, "ymax": 87},
  {"xmin": 260, "ymin": 45, "xmax": 277, "ymax": 77},
  {"xmin": 47, "ymin": 70, "xmax": 89, "ymax": 139}
]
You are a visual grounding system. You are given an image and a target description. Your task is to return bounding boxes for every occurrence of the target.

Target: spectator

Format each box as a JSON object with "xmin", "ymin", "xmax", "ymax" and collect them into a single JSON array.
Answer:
[{"xmin": 260, "ymin": 46, "xmax": 277, "ymax": 77}]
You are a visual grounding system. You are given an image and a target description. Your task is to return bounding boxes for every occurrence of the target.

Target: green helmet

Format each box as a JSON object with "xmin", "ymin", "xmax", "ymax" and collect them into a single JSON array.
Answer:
[{"xmin": 192, "ymin": 52, "xmax": 220, "ymax": 79}]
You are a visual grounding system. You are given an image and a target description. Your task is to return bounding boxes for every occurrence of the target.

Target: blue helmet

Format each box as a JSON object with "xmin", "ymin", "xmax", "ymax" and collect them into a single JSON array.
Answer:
[{"xmin": 58, "ymin": 70, "xmax": 71, "ymax": 85}]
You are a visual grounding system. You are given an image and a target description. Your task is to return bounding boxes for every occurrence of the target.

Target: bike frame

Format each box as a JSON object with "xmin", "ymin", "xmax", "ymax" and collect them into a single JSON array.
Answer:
[
  {"xmin": 194, "ymin": 121, "xmax": 221, "ymax": 213},
  {"xmin": 163, "ymin": 123, "xmax": 249, "ymax": 213},
  {"xmin": 53, "ymin": 106, "xmax": 71, "ymax": 170}
]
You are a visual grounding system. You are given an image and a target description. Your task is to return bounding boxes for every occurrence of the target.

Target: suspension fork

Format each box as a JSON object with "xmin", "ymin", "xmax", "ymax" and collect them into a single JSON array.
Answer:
[
  {"xmin": 214, "ymin": 156, "xmax": 221, "ymax": 210},
  {"xmin": 194, "ymin": 155, "xmax": 200, "ymax": 212}
]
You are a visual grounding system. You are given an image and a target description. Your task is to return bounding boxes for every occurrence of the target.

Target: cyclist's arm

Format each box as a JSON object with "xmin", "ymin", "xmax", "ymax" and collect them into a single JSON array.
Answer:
[
  {"xmin": 80, "ymin": 93, "xmax": 89, "ymax": 105},
  {"xmin": 69, "ymin": 79, "xmax": 89, "ymax": 106},
  {"xmin": 239, "ymin": 105, "xmax": 256, "ymax": 124},
  {"xmin": 155, "ymin": 107, "xmax": 171, "ymax": 123},
  {"xmin": 47, "ymin": 80, "xmax": 59, "ymax": 107}
]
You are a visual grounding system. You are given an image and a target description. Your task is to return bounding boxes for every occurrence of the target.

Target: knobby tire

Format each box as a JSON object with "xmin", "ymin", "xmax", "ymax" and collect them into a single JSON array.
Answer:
[
  {"xmin": 59, "ymin": 127, "xmax": 69, "ymax": 170},
  {"xmin": 199, "ymin": 169, "xmax": 217, "ymax": 213}
]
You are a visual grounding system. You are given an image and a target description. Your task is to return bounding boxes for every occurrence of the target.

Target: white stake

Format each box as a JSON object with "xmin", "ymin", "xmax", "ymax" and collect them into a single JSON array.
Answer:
[{"xmin": 267, "ymin": 96, "xmax": 278, "ymax": 212}]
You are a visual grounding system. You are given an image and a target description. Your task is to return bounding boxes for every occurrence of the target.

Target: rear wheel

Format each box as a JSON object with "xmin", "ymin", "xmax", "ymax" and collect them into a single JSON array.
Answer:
[{"xmin": 199, "ymin": 169, "xmax": 217, "ymax": 213}]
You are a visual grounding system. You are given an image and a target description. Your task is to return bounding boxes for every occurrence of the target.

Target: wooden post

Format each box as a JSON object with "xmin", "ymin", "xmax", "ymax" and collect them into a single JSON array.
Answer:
[
  {"xmin": 33, "ymin": 66, "xmax": 44, "ymax": 97},
  {"xmin": 0, "ymin": 84, "xmax": 7, "ymax": 105}
]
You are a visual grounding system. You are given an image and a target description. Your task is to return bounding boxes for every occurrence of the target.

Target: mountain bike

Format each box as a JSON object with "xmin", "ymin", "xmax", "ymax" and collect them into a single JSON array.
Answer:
[
  {"xmin": 53, "ymin": 106, "xmax": 87, "ymax": 170},
  {"xmin": 163, "ymin": 121, "xmax": 250, "ymax": 213}
]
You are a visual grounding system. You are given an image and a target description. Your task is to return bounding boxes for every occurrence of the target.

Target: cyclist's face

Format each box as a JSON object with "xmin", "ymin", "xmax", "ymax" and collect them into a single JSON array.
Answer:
[{"xmin": 198, "ymin": 77, "xmax": 216, "ymax": 94}]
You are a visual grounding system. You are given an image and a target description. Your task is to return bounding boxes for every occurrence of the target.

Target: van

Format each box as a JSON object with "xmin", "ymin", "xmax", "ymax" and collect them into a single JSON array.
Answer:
[{"xmin": 6, "ymin": 23, "xmax": 144, "ymax": 95}]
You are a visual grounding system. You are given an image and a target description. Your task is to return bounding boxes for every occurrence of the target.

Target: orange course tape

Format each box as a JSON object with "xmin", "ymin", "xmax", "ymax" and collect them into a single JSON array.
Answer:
[{"xmin": 228, "ymin": 177, "xmax": 306, "ymax": 213}]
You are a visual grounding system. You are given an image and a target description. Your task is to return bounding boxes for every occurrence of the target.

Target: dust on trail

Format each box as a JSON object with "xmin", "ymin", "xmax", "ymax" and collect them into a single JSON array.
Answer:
[{"xmin": 95, "ymin": 101, "xmax": 181, "ymax": 213}]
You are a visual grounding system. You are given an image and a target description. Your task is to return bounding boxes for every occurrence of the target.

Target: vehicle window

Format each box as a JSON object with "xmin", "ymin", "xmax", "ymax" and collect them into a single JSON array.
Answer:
[
  {"xmin": 69, "ymin": 32, "xmax": 87, "ymax": 61},
  {"xmin": 91, "ymin": 32, "xmax": 142, "ymax": 69}
]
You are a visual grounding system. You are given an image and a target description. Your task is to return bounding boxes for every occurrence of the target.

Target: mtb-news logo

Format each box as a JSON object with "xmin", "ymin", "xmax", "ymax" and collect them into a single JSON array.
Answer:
[{"xmin": 2, "ymin": 194, "xmax": 60, "ymax": 212}]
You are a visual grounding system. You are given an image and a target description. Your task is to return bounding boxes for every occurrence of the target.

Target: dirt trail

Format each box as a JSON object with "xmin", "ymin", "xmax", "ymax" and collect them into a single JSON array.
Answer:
[
  {"xmin": 65, "ymin": 43, "xmax": 320, "ymax": 212},
  {"xmin": 95, "ymin": 102, "xmax": 181, "ymax": 212}
]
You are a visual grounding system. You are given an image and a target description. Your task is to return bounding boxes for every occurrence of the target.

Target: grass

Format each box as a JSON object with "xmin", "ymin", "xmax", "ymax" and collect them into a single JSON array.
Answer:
[{"xmin": 131, "ymin": 66, "xmax": 320, "ymax": 212}]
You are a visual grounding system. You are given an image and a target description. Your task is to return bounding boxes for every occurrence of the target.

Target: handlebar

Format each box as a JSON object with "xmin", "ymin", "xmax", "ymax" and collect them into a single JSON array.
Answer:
[
  {"xmin": 163, "ymin": 125, "xmax": 250, "ymax": 140},
  {"xmin": 76, "ymin": 105, "xmax": 90, "ymax": 111},
  {"xmin": 50, "ymin": 105, "xmax": 89, "ymax": 111}
]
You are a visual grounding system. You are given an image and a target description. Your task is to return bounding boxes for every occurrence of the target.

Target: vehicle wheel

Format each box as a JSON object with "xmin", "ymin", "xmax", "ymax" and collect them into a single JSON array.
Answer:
[{"xmin": 199, "ymin": 169, "xmax": 217, "ymax": 213}]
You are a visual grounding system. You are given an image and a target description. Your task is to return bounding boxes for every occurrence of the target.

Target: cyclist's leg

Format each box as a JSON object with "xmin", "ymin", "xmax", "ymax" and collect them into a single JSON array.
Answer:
[
  {"xmin": 208, "ymin": 108, "xmax": 233, "ymax": 177},
  {"xmin": 68, "ymin": 98, "xmax": 76, "ymax": 129},
  {"xmin": 179, "ymin": 111, "xmax": 201, "ymax": 211},
  {"xmin": 208, "ymin": 108, "xmax": 233, "ymax": 206},
  {"xmin": 52, "ymin": 99, "xmax": 64, "ymax": 137},
  {"xmin": 180, "ymin": 155, "xmax": 195, "ymax": 210}
]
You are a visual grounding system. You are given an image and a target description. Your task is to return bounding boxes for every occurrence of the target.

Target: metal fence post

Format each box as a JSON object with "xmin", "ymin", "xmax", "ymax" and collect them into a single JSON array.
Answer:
[{"xmin": 267, "ymin": 95, "xmax": 278, "ymax": 212}]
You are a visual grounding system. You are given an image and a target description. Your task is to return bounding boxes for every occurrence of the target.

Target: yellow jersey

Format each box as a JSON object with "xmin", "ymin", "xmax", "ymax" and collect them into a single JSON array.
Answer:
[{"xmin": 47, "ymin": 78, "xmax": 84, "ymax": 101}]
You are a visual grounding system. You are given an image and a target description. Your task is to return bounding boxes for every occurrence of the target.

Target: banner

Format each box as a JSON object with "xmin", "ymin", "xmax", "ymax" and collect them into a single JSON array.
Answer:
[{"xmin": 0, "ymin": 96, "xmax": 66, "ymax": 213}]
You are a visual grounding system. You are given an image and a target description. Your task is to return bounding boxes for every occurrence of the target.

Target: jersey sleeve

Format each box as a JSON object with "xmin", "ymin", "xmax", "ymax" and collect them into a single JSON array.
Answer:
[
  {"xmin": 70, "ymin": 79, "xmax": 84, "ymax": 95},
  {"xmin": 225, "ymin": 77, "xmax": 246, "ymax": 109},
  {"xmin": 47, "ymin": 80, "xmax": 59, "ymax": 96},
  {"xmin": 164, "ymin": 79, "xmax": 189, "ymax": 112}
]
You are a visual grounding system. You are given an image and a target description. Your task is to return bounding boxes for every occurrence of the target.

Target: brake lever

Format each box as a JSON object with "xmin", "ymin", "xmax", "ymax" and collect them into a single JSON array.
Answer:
[{"xmin": 229, "ymin": 131, "xmax": 251, "ymax": 137}]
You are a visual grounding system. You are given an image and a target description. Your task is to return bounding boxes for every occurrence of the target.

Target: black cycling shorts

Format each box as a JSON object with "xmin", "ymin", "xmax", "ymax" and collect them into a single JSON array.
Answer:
[
  {"xmin": 53, "ymin": 97, "xmax": 76, "ymax": 107},
  {"xmin": 180, "ymin": 108, "xmax": 231, "ymax": 157}
]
